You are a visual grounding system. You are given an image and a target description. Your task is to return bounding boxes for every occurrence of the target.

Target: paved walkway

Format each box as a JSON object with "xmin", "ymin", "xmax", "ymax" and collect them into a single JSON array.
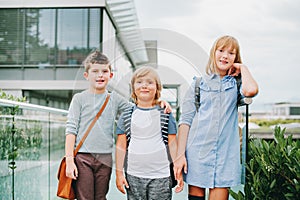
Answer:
[
  {"xmin": 107, "ymin": 168, "xmax": 243, "ymax": 200},
  {"xmin": 0, "ymin": 147, "xmax": 243, "ymax": 200}
]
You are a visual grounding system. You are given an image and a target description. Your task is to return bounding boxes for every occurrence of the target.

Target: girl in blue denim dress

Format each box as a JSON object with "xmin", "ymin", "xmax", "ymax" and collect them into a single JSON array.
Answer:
[{"xmin": 174, "ymin": 36, "xmax": 258, "ymax": 200}]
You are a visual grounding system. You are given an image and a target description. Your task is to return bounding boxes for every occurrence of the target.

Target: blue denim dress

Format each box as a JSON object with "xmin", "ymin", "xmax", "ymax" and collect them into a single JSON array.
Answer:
[{"xmin": 179, "ymin": 74, "xmax": 241, "ymax": 188}]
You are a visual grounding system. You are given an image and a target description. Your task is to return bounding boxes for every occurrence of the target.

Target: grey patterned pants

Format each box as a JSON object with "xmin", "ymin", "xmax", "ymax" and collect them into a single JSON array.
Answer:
[{"xmin": 126, "ymin": 173, "xmax": 172, "ymax": 200}]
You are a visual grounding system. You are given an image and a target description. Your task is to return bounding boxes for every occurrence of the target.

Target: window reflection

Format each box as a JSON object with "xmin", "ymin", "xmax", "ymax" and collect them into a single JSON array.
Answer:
[
  {"xmin": 27, "ymin": 9, "xmax": 54, "ymax": 65},
  {"xmin": 57, "ymin": 9, "xmax": 88, "ymax": 65},
  {"xmin": 0, "ymin": 9, "xmax": 25, "ymax": 65},
  {"xmin": 89, "ymin": 9, "xmax": 101, "ymax": 51},
  {"xmin": 0, "ymin": 8, "xmax": 102, "ymax": 66}
]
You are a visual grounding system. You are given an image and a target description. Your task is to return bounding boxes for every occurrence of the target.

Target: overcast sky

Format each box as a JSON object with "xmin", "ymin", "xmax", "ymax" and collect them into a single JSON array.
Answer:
[{"xmin": 134, "ymin": 0, "xmax": 300, "ymax": 111}]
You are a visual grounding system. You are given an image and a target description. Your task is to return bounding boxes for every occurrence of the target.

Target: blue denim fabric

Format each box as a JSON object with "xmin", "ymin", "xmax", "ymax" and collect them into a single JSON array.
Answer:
[{"xmin": 179, "ymin": 74, "xmax": 241, "ymax": 188}]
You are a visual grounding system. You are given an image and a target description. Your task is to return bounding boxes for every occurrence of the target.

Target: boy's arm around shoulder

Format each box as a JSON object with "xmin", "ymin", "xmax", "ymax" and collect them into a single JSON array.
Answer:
[{"xmin": 113, "ymin": 91, "xmax": 132, "ymax": 114}]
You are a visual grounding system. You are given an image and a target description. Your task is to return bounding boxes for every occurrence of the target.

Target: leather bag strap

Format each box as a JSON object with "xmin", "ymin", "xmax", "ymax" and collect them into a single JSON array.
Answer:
[{"xmin": 73, "ymin": 94, "xmax": 110, "ymax": 155}]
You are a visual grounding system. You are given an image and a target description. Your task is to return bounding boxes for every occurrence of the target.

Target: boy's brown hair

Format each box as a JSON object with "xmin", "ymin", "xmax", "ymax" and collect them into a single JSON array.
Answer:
[{"xmin": 82, "ymin": 50, "xmax": 111, "ymax": 72}]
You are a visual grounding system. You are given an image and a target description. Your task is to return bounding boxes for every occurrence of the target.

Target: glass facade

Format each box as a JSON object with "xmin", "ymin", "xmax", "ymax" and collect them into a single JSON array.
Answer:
[
  {"xmin": 0, "ymin": 8, "xmax": 103, "ymax": 66},
  {"xmin": 0, "ymin": 7, "xmax": 132, "ymax": 109}
]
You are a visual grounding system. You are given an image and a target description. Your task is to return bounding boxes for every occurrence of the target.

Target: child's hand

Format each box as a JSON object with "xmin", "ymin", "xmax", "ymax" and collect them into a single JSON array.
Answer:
[
  {"xmin": 174, "ymin": 173, "xmax": 184, "ymax": 193},
  {"xmin": 116, "ymin": 172, "xmax": 129, "ymax": 194},
  {"xmin": 66, "ymin": 157, "xmax": 78, "ymax": 180},
  {"xmin": 228, "ymin": 63, "xmax": 243, "ymax": 77},
  {"xmin": 159, "ymin": 100, "xmax": 172, "ymax": 113},
  {"xmin": 173, "ymin": 156, "xmax": 186, "ymax": 193},
  {"xmin": 173, "ymin": 155, "xmax": 187, "ymax": 180}
]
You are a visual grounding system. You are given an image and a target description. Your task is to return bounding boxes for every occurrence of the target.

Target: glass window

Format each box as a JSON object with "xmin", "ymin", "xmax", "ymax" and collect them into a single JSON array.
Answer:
[
  {"xmin": 0, "ymin": 8, "xmax": 103, "ymax": 67},
  {"xmin": 0, "ymin": 9, "xmax": 25, "ymax": 65},
  {"xmin": 89, "ymin": 9, "xmax": 101, "ymax": 51},
  {"xmin": 26, "ymin": 9, "xmax": 55, "ymax": 65},
  {"xmin": 57, "ymin": 9, "xmax": 88, "ymax": 65},
  {"xmin": 290, "ymin": 107, "xmax": 300, "ymax": 115}
]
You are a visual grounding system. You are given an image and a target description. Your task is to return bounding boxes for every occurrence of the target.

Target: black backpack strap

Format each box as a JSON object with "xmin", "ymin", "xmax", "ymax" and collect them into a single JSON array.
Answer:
[
  {"xmin": 123, "ymin": 106, "xmax": 134, "ymax": 172},
  {"xmin": 160, "ymin": 109, "xmax": 178, "ymax": 188},
  {"xmin": 159, "ymin": 109, "xmax": 172, "ymax": 159},
  {"xmin": 160, "ymin": 109, "xmax": 170, "ymax": 146},
  {"xmin": 123, "ymin": 106, "xmax": 134, "ymax": 147},
  {"xmin": 194, "ymin": 77, "xmax": 202, "ymax": 112},
  {"xmin": 235, "ymin": 74, "xmax": 244, "ymax": 107}
]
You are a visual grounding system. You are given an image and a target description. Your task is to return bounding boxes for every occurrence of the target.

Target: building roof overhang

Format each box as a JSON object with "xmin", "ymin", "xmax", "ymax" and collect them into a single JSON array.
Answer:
[{"xmin": 106, "ymin": 0, "xmax": 148, "ymax": 67}]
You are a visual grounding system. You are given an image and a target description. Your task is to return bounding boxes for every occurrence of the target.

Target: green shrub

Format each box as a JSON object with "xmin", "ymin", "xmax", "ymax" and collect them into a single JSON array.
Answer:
[
  {"xmin": 230, "ymin": 126, "xmax": 300, "ymax": 200},
  {"xmin": 0, "ymin": 91, "xmax": 42, "ymax": 162}
]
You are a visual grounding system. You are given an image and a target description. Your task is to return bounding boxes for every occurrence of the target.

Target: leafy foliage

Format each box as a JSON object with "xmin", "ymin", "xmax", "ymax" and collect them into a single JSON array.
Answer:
[
  {"xmin": 0, "ymin": 91, "xmax": 42, "ymax": 164},
  {"xmin": 230, "ymin": 126, "xmax": 300, "ymax": 199},
  {"xmin": 0, "ymin": 90, "xmax": 26, "ymax": 102}
]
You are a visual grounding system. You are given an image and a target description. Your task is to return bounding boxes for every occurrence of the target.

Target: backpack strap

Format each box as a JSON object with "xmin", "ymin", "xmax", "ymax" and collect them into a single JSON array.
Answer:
[
  {"xmin": 123, "ymin": 106, "xmax": 134, "ymax": 172},
  {"xmin": 160, "ymin": 109, "xmax": 170, "ymax": 146},
  {"xmin": 159, "ymin": 108, "xmax": 177, "ymax": 187},
  {"xmin": 123, "ymin": 106, "xmax": 134, "ymax": 147},
  {"xmin": 159, "ymin": 109, "xmax": 173, "ymax": 163},
  {"xmin": 235, "ymin": 74, "xmax": 244, "ymax": 107},
  {"xmin": 124, "ymin": 107, "xmax": 170, "ymax": 147},
  {"xmin": 235, "ymin": 74, "xmax": 242, "ymax": 91},
  {"xmin": 194, "ymin": 77, "xmax": 202, "ymax": 112}
]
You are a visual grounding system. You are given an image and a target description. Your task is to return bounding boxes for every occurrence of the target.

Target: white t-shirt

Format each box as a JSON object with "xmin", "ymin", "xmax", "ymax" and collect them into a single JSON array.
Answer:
[{"xmin": 127, "ymin": 108, "xmax": 170, "ymax": 179}]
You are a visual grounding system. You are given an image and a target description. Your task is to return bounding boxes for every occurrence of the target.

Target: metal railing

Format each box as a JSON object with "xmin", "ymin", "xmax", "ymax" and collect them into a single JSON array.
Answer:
[
  {"xmin": 0, "ymin": 99, "xmax": 67, "ymax": 200},
  {"xmin": 0, "ymin": 98, "xmax": 252, "ymax": 199}
]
